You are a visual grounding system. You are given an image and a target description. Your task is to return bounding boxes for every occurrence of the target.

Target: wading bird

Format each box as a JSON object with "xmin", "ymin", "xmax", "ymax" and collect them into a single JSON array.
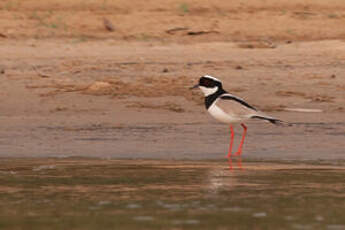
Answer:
[{"xmin": 191, "ymin": 75, "xmax": 286, "ymax": 168}]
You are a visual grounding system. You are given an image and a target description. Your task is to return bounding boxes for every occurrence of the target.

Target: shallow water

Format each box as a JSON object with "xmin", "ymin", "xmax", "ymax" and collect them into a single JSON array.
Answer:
[{"xmin": 0, "ymin": 158, "xmax": 344, "ymax": 229}]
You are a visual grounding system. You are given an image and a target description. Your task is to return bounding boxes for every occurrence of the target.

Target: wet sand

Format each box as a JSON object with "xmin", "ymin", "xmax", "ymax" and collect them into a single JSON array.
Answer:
[{"xmin": 1, "ymin": 113, "xmax": 344, "ymax": 160}]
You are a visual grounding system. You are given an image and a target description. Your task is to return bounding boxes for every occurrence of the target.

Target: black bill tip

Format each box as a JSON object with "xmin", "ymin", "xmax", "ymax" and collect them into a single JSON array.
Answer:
[{"xmin": 189, "ymin": 84, "xmax": 199, "ymax": 90}]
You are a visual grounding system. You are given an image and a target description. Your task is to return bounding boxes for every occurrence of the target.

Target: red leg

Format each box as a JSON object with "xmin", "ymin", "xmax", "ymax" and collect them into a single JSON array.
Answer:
[
  {"xmin": 236, "ymin": 157, "xmax": 244, "ymax": 170},
  {"xmin": 227, "ymin": 125, "xmax": 234, "ymax": 158},
  {"xmin": 227, "ymin": 125, "xmax": 234, "ymax": 171},
  {"xmin": 227, "ymin": 156, "xmax": 233, "ymax": 171},
  {"xmin": 234, "ymin": 123, "xmax": 247, "ymax": 156}
]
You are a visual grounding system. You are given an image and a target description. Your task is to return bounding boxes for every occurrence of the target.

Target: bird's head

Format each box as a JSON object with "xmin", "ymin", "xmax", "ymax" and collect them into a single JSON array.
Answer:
[{"xmin": 190, "ymin": 75, "xmax": 223, "ymax": 96}]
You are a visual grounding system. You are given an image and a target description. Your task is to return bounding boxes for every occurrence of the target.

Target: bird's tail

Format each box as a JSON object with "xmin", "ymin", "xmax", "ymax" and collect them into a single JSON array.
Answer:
[{"xmin": 251, "ymin": 115, "xmax": 291, "ymax": 126}]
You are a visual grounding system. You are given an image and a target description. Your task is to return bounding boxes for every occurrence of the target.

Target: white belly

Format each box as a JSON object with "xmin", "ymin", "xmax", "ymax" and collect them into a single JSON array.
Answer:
[{"xmin": 208, "ymin": 104, "xmax": 243, "ymax": 124}]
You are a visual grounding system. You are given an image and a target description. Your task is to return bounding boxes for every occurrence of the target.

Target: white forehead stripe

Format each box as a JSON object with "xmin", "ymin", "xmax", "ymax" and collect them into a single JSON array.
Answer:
[{"xmin": 203, "ymin": 75, "xmax": 221, "ymax": 82}]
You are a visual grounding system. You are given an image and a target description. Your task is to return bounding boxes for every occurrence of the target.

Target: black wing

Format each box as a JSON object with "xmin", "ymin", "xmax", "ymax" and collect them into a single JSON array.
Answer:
[{"xmin": 220, "ymin": 94, "xmax": 257, "ymax": 111}]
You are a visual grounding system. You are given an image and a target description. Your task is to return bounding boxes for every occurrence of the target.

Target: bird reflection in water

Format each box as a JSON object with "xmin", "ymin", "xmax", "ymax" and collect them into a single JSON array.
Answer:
[
  {"xmin": 207, "ymin": 159, "xmax": 244, "ymax": 194},
  {"xmin": 227, "ymin": 156, "xmax": 244, "ymax": 171}
]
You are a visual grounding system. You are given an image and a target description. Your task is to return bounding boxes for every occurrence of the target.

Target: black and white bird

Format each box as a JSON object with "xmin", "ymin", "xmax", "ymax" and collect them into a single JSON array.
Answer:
[{"xmin": 191, "ymin": 75, "xmax": 286, "ymax": 160}]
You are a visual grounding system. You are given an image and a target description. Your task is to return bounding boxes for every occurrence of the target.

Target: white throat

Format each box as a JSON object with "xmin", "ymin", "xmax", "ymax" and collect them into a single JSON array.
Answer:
[{"xmin": 199, "ymin": 86, "xmax": 218, "ymax": 97}]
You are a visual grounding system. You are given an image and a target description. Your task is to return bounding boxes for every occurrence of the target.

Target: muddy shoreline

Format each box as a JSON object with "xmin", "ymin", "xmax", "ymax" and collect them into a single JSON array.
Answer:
[{"xmin": 1, "ymin": 40, "xmax": 344, "ymax": 160}]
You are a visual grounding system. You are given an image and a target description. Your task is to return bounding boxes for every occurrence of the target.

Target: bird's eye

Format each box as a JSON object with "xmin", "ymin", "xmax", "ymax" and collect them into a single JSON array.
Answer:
[{"xmin": 200, "ymin": 78, "xmax": 213, "ymax": 87}]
